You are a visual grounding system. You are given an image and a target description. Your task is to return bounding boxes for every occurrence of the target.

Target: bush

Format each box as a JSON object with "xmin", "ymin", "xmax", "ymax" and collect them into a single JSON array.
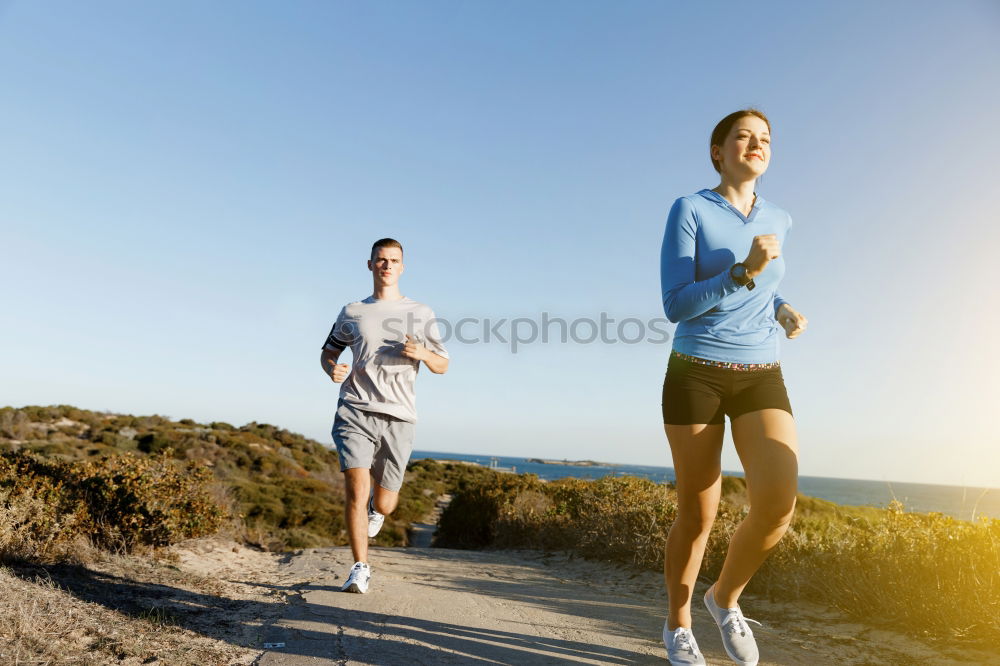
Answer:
[
  {"xmin": 756, "ymin": 500, "xmax": 1000, "ymax": 643},
  {"xmin": 0, "ymin": 405, "xmax": 355, "ymax": 553},
  {"xmin": 0, "ymin": 469, "xmax": 92, "ymax": 563},
  {"xmin": 434, "ymin": 470, "xmax": 545, "ymax": 549},
  {"xmin": 0, "ymin": 449, "xmax": 227, "ymax": 561},
  {"xmin": 137, "ymin": 433, "xmax": 171, "ymax": 455},
  {"xmin": 0, "ymin": 408, "xmax": 31, "ymax": 440}
]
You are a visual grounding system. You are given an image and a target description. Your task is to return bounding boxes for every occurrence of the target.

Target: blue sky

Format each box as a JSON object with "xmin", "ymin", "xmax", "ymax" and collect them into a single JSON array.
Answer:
[{"xmin": 2, "ymin": 1, "xmax": 998, "ymax": 488}]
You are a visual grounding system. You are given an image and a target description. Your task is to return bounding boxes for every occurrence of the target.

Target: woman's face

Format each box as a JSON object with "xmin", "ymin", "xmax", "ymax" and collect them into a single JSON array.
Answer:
[{"xmin": 712, "ymin": 115, "xmax": 771, "ymax": 180}]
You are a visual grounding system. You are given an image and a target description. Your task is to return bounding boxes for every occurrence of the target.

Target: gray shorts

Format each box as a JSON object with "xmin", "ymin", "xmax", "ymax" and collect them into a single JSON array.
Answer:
[{"xmin": 331, "ymin": 401, "xmax": 415, "ymax": 492}]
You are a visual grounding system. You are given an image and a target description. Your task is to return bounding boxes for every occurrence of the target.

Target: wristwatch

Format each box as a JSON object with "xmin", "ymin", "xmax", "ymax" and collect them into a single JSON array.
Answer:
[{"xmin": 729, "ymin": 263, "xmax": 756, "ymax": 290}]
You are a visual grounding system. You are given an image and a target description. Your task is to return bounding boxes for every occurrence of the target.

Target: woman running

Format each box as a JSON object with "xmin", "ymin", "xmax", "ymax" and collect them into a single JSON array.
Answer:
[{"xmin": 659, "ymin": 109, "xmax": 808, "ymax": 666}]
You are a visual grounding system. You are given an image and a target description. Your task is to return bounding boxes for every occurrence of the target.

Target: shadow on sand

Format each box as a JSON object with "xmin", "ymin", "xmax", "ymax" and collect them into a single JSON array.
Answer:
[{"xmin": 8, "ymin": 547, "xmax": 667, "ymax": 665}]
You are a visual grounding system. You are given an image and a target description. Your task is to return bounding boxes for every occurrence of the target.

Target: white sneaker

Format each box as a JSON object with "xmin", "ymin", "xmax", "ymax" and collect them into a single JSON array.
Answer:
[
  {"xmin": 341, "ymin": 562, "xmax": 371, "ymax": 593},
  {"xmin": 663, "ymin": 622, "xmax": 706, "ymax": 665},
  {"xmin": 703, "ymin": 583, "xmax": 762, "ymax": 666},
  {"xmin": 367, "ymin": 496, "xmax": 385, "ymax": 538}
]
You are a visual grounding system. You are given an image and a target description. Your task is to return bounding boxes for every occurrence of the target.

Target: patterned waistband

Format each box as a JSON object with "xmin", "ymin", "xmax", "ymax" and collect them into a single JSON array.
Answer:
[{"xmin": 670, "ymin": 349, "xmax": 780, "ymax": 372}]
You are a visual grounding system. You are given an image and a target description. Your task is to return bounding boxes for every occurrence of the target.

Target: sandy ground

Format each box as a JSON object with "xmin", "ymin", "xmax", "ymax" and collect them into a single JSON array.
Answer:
[
  {"xmin": 250, "ymin": 546, "xmax": 999, "ymax": 666},
  {"xmin": 15, "ymin": 537, "xmax": 988, "ymax": 665}
]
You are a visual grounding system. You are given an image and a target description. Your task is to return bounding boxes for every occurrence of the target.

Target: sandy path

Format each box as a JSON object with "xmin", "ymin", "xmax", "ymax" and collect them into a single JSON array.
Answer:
[{"xmin": 253, "ymin": 546, "xmax": 989, "ymax": 666}]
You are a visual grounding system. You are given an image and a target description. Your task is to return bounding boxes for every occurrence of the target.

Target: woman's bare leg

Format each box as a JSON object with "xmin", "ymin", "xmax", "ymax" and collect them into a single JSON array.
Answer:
[
  {"xmin": 664, "ymin": 422, "xmax": 725, "ymax": 630},
  {"xmin": 711, "ymin": 408, "xmax": 799, "ymax": 608}
]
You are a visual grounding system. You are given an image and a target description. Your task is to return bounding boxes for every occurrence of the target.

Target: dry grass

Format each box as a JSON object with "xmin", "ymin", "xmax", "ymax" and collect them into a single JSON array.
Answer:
[{"xmin": 0, "ymin": 542, "xmax": 283, "ymax": 665}]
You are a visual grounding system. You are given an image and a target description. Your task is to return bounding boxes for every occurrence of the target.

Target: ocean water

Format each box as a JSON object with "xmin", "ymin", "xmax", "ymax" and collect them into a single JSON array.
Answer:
[{"xmin": 412, "ymin": 450, "xmax": 1000, "ymax": 522}]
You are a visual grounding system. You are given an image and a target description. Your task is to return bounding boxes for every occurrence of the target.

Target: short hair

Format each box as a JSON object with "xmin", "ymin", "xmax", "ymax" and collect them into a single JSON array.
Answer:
[
  {"xmin": 370, "ymin": 238, "xmax": 403, "ymax": 260},
  {"xmin": 710, "ymin": 109, "xmax": 771, "ymax": 173}
]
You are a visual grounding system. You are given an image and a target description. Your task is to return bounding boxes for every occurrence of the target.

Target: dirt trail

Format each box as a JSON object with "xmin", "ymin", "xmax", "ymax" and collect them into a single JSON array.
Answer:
[
  {"xmin": 252, "ymin": 546, "xmax": 991, "ymax": 665},
  {"xmin": 408, "ymin": 493, "xmax": 452, "ymax": 548}
]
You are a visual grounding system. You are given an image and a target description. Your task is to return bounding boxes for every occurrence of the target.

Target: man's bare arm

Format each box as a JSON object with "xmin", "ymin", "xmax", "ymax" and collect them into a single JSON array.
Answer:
[
  {"xmin": 422, "ymin": 351, "xmax": 449, "ymax": 375},
  {"xmin": 321, "ymin": 347, "xmax": 350, "ymax": 382},
  {"xmin": 401, "ymin": 335, "xmax": 449, "ymax": 374}
]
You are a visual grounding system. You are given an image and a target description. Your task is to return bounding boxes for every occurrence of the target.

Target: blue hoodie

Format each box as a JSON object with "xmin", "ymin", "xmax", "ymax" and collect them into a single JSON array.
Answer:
[{"xmin": 660, "ymin": 189, "xmax": 792, "ymax": 364}]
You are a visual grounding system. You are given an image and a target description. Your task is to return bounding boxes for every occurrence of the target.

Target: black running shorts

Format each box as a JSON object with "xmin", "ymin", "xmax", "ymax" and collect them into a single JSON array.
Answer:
[{"xmin": 661, "ymin": 353, "xmax": 793, "ymax": 425}]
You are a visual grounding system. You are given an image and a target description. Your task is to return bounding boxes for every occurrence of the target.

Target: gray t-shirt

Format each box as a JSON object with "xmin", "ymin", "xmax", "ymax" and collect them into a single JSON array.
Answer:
[{"xmin": 323, "ymin": 296, "xmax": 448, "ymax": 423}]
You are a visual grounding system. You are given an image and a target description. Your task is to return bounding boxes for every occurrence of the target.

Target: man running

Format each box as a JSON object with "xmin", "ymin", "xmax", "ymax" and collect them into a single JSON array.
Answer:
[{"xmin": 320, "ymin": 238, "xmax": 449, "ymax": 593}]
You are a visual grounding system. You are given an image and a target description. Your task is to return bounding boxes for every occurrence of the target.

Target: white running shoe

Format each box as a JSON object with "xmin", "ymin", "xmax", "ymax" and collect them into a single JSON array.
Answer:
[
  {"xmin": 703, "ymin": 583, "xmax": 762, "ymax": 666},
  {"xmin": 663, "ymin": 621, "xmax": 707, "ymax": 665},
  {"xmin": 341, "ymin": 561, "xmax": 371, "ymax": 593},
  {"xmin": 367, "ymin": 496, "xmax": 385, "ymax": 538}
]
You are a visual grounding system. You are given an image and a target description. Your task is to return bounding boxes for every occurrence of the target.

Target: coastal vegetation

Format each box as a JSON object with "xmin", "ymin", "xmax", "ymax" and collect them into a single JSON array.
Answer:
[
  {"xmin": 0, "ymin": 404, "xmax": 451, "ymax": 557},
  {"xmin": 2, "ymin": 404, "xmax": 997, "ymax": 655},
  {"xmin": 0, "ymin": 447, "xmax": 224, "ymax": 563}
]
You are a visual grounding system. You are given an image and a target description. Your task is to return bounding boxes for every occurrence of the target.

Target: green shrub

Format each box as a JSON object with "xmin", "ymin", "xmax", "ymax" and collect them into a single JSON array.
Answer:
[
  {"xmin": 0, "ymin": 449, "xmax": 226, "ymax": 560},
  {"xmin": 386, "ymin": 459, "xmax": 520, "ymax": 548},
  {"xmin": 435, "ymin": 470, "xmax": 546, "ymax": 549},
  {"xmin": 137, "ymin": 433, "xmax": 171, "ymax": 455}
]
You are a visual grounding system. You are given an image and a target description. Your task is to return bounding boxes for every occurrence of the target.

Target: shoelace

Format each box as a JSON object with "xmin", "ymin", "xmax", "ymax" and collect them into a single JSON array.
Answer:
[
  {"xmin": 672, "ymin": 629, "xmax": 700, "ymax": 656},
  {"xmin": 722, "ymin": 609, "xmax": 762, "ymax": 637}
]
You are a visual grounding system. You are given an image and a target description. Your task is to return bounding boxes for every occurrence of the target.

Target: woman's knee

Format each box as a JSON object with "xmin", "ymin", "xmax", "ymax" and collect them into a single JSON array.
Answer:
[
  {"xmin": 673, "ymin": 502, "xmax": 719, "ymax": 534},
  {"xmin": 748, "ymin": 495, "xmax": 797, "ymax": 530}
]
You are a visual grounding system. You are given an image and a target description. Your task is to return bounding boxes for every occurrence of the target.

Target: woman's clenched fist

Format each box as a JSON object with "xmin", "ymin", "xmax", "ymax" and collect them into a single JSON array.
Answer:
[{"xmin": 745, "ymin": 234, "xmax": 781, "ymax": 278}]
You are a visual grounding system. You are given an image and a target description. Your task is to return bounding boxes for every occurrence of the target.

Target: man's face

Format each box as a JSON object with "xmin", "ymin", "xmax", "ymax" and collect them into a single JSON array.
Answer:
[{"xmin": 368, "ymin": 246, "xmax": 404, "ymax": 287}]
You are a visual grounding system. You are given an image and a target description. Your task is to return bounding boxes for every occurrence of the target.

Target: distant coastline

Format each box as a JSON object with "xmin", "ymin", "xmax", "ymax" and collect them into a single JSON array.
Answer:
[
  {"xmin": 412, "ymin": 450, "xmax": 1000, "ymax": 521},
  {"xmin": 430, "ymin": 456, "xmax": 618, "ymax": 470},
  {"xmin": 525, "ymin": 458, "xmax": 616, "ymax": 467}
]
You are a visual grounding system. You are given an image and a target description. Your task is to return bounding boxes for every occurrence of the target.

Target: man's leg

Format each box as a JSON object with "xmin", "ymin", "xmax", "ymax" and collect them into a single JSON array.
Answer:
[
  {"xmin": 344, "ymin": 468, "xmax": 372, "ymax": 563},
  {"xmin": 333, "ymin": 402, "xmax": 381, "ymax": 562},
  {"xmin": 372, "ymin": 484, "xmax": 399, "ymax": 515},
  {"xmin": 332, "ymin": 403, "xmax": 383, "ymax": 593},
  {"xmin": 368, "ymin": 417, "xmax": 414, "ymax": 523}
]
